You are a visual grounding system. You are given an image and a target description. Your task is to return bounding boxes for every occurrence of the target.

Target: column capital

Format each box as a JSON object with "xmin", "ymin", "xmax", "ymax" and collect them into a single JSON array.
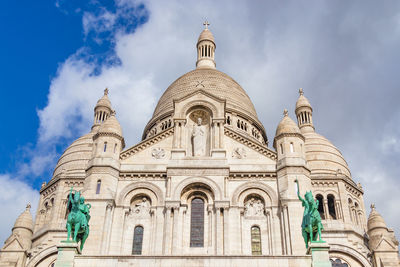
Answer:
[{"xmin": 214, "ymin": 201, "xmax": 230, "ymax": 209}]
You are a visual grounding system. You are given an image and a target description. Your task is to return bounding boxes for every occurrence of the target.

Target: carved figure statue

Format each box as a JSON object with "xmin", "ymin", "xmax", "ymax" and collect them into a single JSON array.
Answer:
[
  {"xmin": 134, "ymin": 197, "xmax": 150, "ymax": 214},
  {"xmin": 192, "ymin": 117, "xmax": 206, "ymax": 156},
  {"xmin": 66, "ymin": 187, "xmax": 91, "ymax": 250},
  {"xmin": 295, "ymin": 179, "xmax": 324, "ymax": 248}
]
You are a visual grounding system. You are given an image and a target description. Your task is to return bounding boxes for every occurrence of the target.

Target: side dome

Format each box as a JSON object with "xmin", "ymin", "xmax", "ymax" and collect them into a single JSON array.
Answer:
[
  {"xmin": 275, "ymin": 110, "xmax": 301, "ymax": 137},
  {"xmin": 367, "ymin": 204, "xmax": 387, "ymax": 232},
  {"xmin": 52, "ymin": 132, "xmax": 94, "ymax": 178},
  {"xmin": 303, "ymin": 131, "xmax": 351, "ymax": 177},
  {"xmin": 148, "ymin": 68, "xmax": 264, "ymax": 132},
  {"xmin": 12, "ymin": 204, "xmax": 33, "ymax": 232},
  {"xmin": 98, "ymin": 113, "xmax": 123, "ymax": 137}
]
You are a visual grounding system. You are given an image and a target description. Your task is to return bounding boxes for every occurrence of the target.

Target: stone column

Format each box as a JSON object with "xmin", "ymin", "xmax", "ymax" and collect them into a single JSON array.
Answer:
[
  {"xmin": 323, "ymin": 199, "xmax": 329, "ymax": 220},
  {"xmin": 154, "ymin": 206, "xmax": 165, "ymax": 254},
  {"xmin": 207, "ymin": 205, "xmax": 213, "ymax": 249},
  {"xmin": 213, "ymin": 121, "xmax": 218, "ymax": 149},
  {"xmin": 172, "ymin": 204, "xmax": 181, "ymax": 254},
  {"xmin": 100, "ymin": 203, "xmax": 113, "ymax": 254},
  {"xmin": 215, "ymin": 207, "xmax": 223, "ymax": 255},
  {"xmin": 175, "ymin": 205, "xmax": 186, "ymax": 254},
  {"xmin": 218, "ymin": 121, "xmax": 224, "ymax": 148},
  {"xmin": 229, "ymin": 206, "xmax": 242, "ymax": 254},
  {"xmin": 223, "ymin": 207, "xmax": 229, "ymax": 255},
  {"xmin": 163, "ymin": 207, "xmax": 172, "ymax": 254},
  {"xmin": 55, "ymin": 241, "xmax": 80, "ymax": 267}
]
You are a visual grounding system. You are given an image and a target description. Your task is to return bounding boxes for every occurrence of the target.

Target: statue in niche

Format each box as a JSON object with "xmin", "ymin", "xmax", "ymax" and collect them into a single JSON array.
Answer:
[
  {"xmin": 133, "ymin": 197, "xmax": 150, "ymax": 214},
  {"xmin": 192, "ymin": 117, "xmax": 206, "ymax": 156},
  {"xmin": 244, "ymin": 197, "xmax": 265, "ymax": 216}
]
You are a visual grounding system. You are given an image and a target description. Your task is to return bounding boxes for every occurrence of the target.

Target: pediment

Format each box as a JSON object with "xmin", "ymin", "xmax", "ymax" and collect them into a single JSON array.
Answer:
[
  {"xmin": 225, "ymin": 127, "xmax": 277, "ymax": 163},
  {"xmin": 375, "ymin": 237, "xmax": 396, "ymax": 251},
  {"xmin": 173, "ymin": 89, "xmax": 226, "ymax": 119},
  {"xmin": 120, "ymin": 128, "xmax": 173, "ymax": 162},
  {"xmin": 2, "ymin": 236, "xmax": 24, "ymax": 251}
]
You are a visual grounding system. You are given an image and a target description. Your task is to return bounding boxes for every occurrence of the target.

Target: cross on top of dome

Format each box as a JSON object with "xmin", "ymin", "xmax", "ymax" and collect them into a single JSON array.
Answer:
[{"xmin": 203, "ymin": 20, "xmax": 210, "ymax": 29}]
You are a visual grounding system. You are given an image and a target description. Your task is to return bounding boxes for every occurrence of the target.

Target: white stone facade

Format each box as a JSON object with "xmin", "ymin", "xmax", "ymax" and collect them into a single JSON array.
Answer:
[{"xmin": 1, "ymin": 26, "xmax": 399, "ymax": 267}]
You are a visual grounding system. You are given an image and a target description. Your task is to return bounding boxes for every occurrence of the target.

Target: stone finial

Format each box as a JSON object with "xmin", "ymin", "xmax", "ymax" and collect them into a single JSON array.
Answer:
[
  {"xmin": 371, "ymin": 203, "xmax": 376, "ymax": 210},
  {"xmin": 111, "ymin": 110, "xmax": 116, "ymax": 116},
  {"xmin": 104, "ymin": 88, "xmax": 109, "ymax": 95},
  {"xmin": 41, "ymin": 181, "xmax": 46, "ymax": 188},
  {"xmin": 299, "ymin": 88, "xmax": 304, "ymax": 95},
  {"xmin": 26, "ymin": 203, "xmax": 31, "ymax": 210},
  {"xmin": 283, "ymin": 109, "xmax": 289, "ymax": 117},
  {"xmin": 203, "ymin": 20, "xmax": 210, "ymax": 29}
]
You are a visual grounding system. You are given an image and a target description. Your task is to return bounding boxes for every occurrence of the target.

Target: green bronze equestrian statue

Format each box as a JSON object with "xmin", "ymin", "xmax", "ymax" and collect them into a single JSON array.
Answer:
[
  {"xmin": 295, "ymin": 179, "xmax": 324, "ymax": 248},
  {"xmin": 66, "ymin": 187, "xmax": 91, "ymax": 250}
]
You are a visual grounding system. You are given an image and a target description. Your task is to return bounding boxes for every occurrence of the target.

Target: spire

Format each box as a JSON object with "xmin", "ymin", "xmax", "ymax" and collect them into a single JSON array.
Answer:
[
  {"xmin": 295, "ymin": 88, "xmax": 314, "ymax": 132},
  {"xmin": 196, "ymin": 21, "xmax": 216, "ymax": 69},
  {"xmin": 92, "ymin": 88, "xmax": 113, "ymax": 131}
]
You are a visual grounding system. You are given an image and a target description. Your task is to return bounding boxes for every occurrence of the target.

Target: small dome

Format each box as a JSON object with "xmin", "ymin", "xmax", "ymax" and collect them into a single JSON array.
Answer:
[
  {"xmin": 53, "ymin": 132, "xmax": 94, "ymax": 179},
  {"xmin": 295, "ymin": 88, "xmax": 312, "ymax": 111},
  {"xmin": 98, "ymin": 113, "xmax": 123, "ymax": 137},
  {"xmin": 95, "ymin": 88, "xmax": 112, "ymax": 110},
  {"xmin": 303, "ymin": 131, "xmax": 351, "ymax": 177},
  {"xmin": 198, "ymin": 28, "xmax": 215, "ymax": 44},
  {"xmin": 275, "ymin": 109, "xmax": 301, "ymax": 137},
  {"xmin": 13, "ymin": 204, "xmax": 33, "ymax": 232},
  {"xmin": 368, "ymin": 204, "xmax": 387, "ymax": 232}
]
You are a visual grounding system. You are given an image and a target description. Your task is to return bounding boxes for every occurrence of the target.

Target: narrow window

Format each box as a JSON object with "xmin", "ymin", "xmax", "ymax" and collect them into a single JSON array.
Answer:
[
  {"xmin": 280, "ymin": 144, "xmax": 284, "ymax": 154},
  {"xmin": 290, "ymin": 142, "xmax": 294, "ymax": 153},
  {"xmin": 251, "ymin": 226, "xmax": 262, "ymax": 255},
  {"xmin": 327, "ymin": 194, "xmax": 337, "ymax": 219},
  {"xmin": 354, "ymin": 202, "xmax": 359, "ymax": 225},
  {"xmin": 103, "ymin": 142, "xmax": 107, "ymax": 152},
  {"xmin": 190, "ymin": 198, "xmax": 204, "ymax": 247},
  {"xmin": 114, "ymin": 143, "xmax": 117, "ymax": 153},
  {"xmin": 132, "ymin": 226, "xmax": 144, "ymax": 255},
  {"xmin": 316, "ymin": 194, "xmax": 325, "ymax": 219},
  {"xmin": 237, "ymin": 120, "xmax": 240, "ymax": 128},
  {"xmin": 348, "ymin": 199, "xmax": 353, "ymax": 222},
  {"xmin": 96, "ymin": 180, "xmax": 101, "ymax": 194}
]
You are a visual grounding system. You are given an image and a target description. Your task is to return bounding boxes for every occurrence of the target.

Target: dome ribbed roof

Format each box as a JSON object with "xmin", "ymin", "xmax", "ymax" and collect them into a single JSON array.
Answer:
[
  {"xmin": 303, "ymin": 131, "xmax": 351, "ymax": 177},
  {"xmin": 275, "ymin": 111, "xmax": 301, "ymax": 137},
  {"xmin": 198, "ymin": 29, "xmax": 215, "ymax": 43},
  {"xmin": 296, "ymin": 91, "xmax": 312, "ymax": 111},
  {"xmin": 368, "ymin": 204, "xmax": 387, "ymax": 232},
  {"xmin": 53, "ymin": 132, "xmax": 94, "ymax": 178},
  {"xmin": 96, "ymin": 90, "xmax": 112, "ymax": 110},
  {"xmin": 13, "ymin": 204, "xmax": 33, "ymax": 232},
  {"xmin": 98, "ymin": 114, "xmax": 123, "ymax": 137},
  {"xmin": 150, "ymin": 68, "xmax": 261, "ymax": 127}
]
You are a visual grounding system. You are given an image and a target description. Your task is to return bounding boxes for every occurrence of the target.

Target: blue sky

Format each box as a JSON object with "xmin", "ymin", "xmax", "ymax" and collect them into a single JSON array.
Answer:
[{"xmin": 1, "ymin": 0, "xmax": 400, "ymax": 247}]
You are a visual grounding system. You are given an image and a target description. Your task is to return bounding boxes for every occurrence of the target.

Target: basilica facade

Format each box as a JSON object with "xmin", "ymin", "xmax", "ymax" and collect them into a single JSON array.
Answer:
[{"xmin": 1, "ymin": 26, "xmax": 399, "ymax": 267}]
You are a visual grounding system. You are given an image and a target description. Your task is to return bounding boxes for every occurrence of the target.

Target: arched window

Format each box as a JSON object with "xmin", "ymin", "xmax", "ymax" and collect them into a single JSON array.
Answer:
[
  {"xmin": 96, "ymin": 180, "xmax": 101, "ymax": 194},
  {"xmin": 316, "ymin": 194, "xmax": 325, "ymax": 219},
  {"xmin": 103, "ymin": 142, "xmax": 107, "ymax": 152},
  {"xmin": 114, "ymin": 143, "xmax": 118, "ymax": 153},
  {"xmin": 190, "ymin": 198, "xmax": 204, "ymax": 247},
  {"xmin": 251, "ymin": 226, "xmax": 262, "ymax": 255},
  {"xmin": 354, "ymin": 202, "xmax": 359, "ymax": 225},
  {"xmin": 280, "ymin": 144, "xmax": 284, "ymax": 154},
  {"xmin": 348, "ymin": 198, "xmax": 353, "ymax": 222},
  {"xmin": 132, "ymin": 226, "xmax": 144, "ymax": 255},
  {"xmin": 290, "ymin": 142, "xmax": 294, "ymax": 153},
  {"xmin": 327, "ymin": 194, "xmax": 337, "ymax": 219}
]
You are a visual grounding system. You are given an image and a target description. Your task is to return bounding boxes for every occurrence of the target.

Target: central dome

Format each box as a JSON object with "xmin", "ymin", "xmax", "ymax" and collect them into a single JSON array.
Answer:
[{"xmin": 152, "ymin": 68, "xmax": 260, "ymax": 123}]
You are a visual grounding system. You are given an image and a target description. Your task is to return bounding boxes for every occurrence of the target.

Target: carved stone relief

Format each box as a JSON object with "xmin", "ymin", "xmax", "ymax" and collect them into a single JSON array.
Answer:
[
  {"xmin": 232, "ymin": 147, "xmax": 246, "ymax": 159},
  {"xmin": 244, "ymin": 197, "xmax": 264, "ymax": 217},
  {"xmin": 130, "ymin": 197, "xmax": 150, "ymax": 216},
  {"xmin": 151, "ymin": 148, "xmax": 165, "ymax": 159}
]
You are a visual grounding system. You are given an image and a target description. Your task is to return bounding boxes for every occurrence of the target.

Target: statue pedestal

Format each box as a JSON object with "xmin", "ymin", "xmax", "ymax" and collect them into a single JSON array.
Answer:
[
  {"xmin": 307, "ymin": 242, "xmax": 332, "ymax": 267},
  {"xmin": 54, "ymin": 240, "xmax": 80, "ymax": 267}
]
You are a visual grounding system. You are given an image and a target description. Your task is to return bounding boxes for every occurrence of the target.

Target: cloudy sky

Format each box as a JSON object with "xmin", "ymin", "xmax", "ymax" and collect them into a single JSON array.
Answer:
[{"xmin": 1, "ymin": 0, "xmax": 399, "ymax": 245}]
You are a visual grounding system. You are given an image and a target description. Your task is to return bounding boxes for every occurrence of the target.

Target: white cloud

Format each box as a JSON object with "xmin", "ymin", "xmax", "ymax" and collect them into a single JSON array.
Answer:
[
  {"xmin": 3, "ymin": 0, "xmax": 400, "ymax": 245},
  {"xmin": 0, "ymin": 175, "xmax": 39, "ymax": 246}
]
